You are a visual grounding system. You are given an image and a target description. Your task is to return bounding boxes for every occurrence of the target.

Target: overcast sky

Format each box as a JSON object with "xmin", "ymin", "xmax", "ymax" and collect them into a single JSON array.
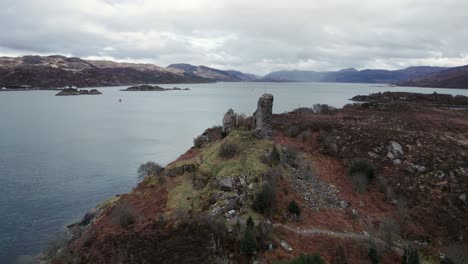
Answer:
[{"xmin": 1, "ymin": 0, "xmax": 467, "ymax": 74}]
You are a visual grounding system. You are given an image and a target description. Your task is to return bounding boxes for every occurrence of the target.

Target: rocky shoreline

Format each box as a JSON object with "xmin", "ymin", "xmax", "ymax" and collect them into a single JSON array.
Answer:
[{"xmin": 121, "ymin": 84, "xmax": 190, "ymax": 91}]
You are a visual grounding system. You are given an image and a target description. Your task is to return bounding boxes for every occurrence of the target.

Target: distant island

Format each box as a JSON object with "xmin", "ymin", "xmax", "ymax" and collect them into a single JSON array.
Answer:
[
  {"xmin": 55, "ymin": 88, "xmax": 102, "ymax": 96},
  {"xmin": 121, "ymin": 85, "xmax": 190, "ymax": 91}
]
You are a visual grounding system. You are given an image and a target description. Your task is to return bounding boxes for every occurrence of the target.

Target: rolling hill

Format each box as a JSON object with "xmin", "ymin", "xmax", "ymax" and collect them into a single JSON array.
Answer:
[
  {"xmin": 397, "ymin": 65, "xmax": 468, "ymax": 88},
  {"xmin": 0, "ymin": 56, "xmax": 255, "ymax": 88}
]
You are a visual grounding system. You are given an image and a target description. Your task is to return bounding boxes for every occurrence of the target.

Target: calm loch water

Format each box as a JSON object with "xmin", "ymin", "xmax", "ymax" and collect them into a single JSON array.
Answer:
[{"xmin": 1, "ymin": 82, "xmax": 467, "ymax": 263}]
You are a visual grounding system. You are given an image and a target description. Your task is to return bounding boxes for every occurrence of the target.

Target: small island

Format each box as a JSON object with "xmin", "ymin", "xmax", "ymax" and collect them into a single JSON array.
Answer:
[
  {"xmin": 55, "ymin": 88, "xmax": 102, "ymax": 96},
  {"xmin": 121, "ymin": 85, "xmax": 190, "ymax": 91}
]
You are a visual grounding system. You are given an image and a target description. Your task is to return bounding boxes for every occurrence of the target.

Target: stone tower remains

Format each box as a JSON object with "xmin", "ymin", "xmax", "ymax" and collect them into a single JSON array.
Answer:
[{"xmin": 253, "ymin": 94, "xmax": 273, "ymax": 138}]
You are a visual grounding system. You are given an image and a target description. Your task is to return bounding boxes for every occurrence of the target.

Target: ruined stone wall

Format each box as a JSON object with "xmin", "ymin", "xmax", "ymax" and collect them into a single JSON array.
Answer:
[
  {"xmin": 253, "ymin": 94, "xmax": 273, "ymax": 138},
  {"xmin": 223, "ymin": 108, "xmax": 237, "ymax": 134}
]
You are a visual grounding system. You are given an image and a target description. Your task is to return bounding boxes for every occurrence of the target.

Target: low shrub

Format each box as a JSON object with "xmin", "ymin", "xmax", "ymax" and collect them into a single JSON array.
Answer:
[
  {"xmin": 348, "ymin": 159, "xmax": 376, "ymax": 180},
  {"xmin": 218, "ymin": 141, "xmax": 239, "ymax": 159},
  {"xmin": 379, "ymin": 217, "xmax": 399, "ymax": 249},
  {"xmin": 319, "ymin": 129, "xmax": 338, "ymax": 155},
  {"xmin": 257, "ymin": 219, "xmax": 273, "ymax": 243},
  {"xmin": 443, "ymin": 244, "xmax": 466, "ymax": 264},
  {"xmin": 264, "ymin": 168, "xmax": 280, "ymax": 183},
  {"xmin": 350, "ymin": 172, "xmax": 369, "ymax": 193},
  {"xmin": 237, "ymin": 113, "xmax": 250, "ymax": 130},
  {"xmin": 313, "ymin": 104, "xmax": 337, "ymax": 114},
  {"xmin": 368, "ymin": 244, "xmax": 379, "ymax": 264},
  {"xmin": 300, "ymin": 164, "xmax": 315, "ymax": 181},
  {"xmin": 283, "ymin": 145, "xmax": 299, "ymax": 168},
  {"xmin": 396, "ymin": 196, "xmax": 409, "ymax": 220},
  {"xmin": 240, "ymin": 216, "xmax": 257, "ymax": 255},
  {"xmin": 137, "ymin": 161, "xmax": 164, "ymax": 182},
  {"xmin": 262, "ymin": 146, "xmax": 281, "ymax": 166},
  {"xmin": 440, "ymin": 258, "xmax": 455, "ymax": 264},
  {"xmin": 286, "ymin": 125, "xmax": 302, "ymax": 138},
  {"xmin": 253, "ymin": 182, "xmax": 277, "ymax": 216},
  {"xmin": 288, "ymin": 200, "xmax": 301, "ymax": 216},
  {"xmin": 348, "ymin": 160, "xmax": 376, "ymax": 193},
  {"xmin": 332, "ymin": 246, "xmax": 347, "ymax": 264},
  {"xmin": 402, "ymin": 245, "xmax": 420, "ymax": 264},
  {"xmin": 377, "ymin": 175, "xmax": 395, "ymax": 201},
  {"xmin": 306, "ymin": 120, "xmax": 333, "ymax": 132},
  {"xmin": 298, "ymin": 130, "xmax": 311, "ymax": 142},
  {"xmin": 193, "ymin": 135, "xmax": 206, "ymax": 148},
  {"xmin": 111, "ymin": 202, "xmax": 136, "ymax": 227},
  {"xmin": 283, "ymin": 253, "xmax": 325, "ymax": 264}
]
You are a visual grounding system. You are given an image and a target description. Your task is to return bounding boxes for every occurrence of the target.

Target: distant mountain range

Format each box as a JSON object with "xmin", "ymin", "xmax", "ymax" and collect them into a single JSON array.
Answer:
[
  {"xmin": 262, "ymin": 66, "xmax": 448, "ymax": 84},
  {"xmin": 0, "ymin": 55, "xmax": 467, "ymax": 88}
]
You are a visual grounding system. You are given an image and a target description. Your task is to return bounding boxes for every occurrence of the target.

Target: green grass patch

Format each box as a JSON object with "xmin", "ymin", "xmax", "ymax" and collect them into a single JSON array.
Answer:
[
  {"xmin": 167, "ymin": 178, "xmax": 196, "ymax": 210},
  {"xmin": 98, "ymin": 196, "xmax": 120, "ymax": 210},
  {"xmin": 198, "ymin": 130, "xmax": 272, "ymax": 179}
]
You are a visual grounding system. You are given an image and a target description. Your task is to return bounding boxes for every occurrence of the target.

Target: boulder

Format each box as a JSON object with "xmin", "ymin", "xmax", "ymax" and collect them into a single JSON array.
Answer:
[
  {"xmin": 389, "ymin": 141, "xmax": 404, "ymax": 156},
  {"xmin": 217, "ymin": 176, "xmax": 234, "ymax": 191},
  {"xmin": 412, "ymin": 164, "xmax": 426, "ymax": 173},
  {"xmin": 459, "ymin": 194, "xmax": 466, "ymax": 203},
  {"xmin": 80, "ymin": 208, "xmax": 99, "ymax": 226},
  {"xmin": 280, "ymin": 240, "xmax": 293, "ymax": 252},
  {"xmin": 340, "ymin": 200, "xmax": 349, "ymax": 209},
  {"xmin": 312, "ymin": 104, "xmax": 336, "ymax": 114},
  {"xmin": 224, "ymin": 199, "xmax": 237, "ymax": 210},
  {"xmin": 209, "ymin": 204, "xmax": 223, "ymax": 216}
]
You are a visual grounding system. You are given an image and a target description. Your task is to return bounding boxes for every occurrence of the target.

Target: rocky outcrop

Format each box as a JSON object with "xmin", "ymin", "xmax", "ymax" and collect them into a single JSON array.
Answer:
[
  {"xmin": 164, "ymin": 163, "xmax": 197, "ymax": 177},
  {"xmin": 55, "ymin": 88, "xmax": 102, "ymax": 96},
  {"xmin": 193, "ymin": 126, "xmax": 223, "ymax": 148},
  {"xmin": 253, "ymin": 94, "xmax": 274, "ymax": 138},
  {"xmin": 89, "ymin": 89, "xmax": 102, "ymax": 95},
  {"xmin": 56, "ymin": 88, "xmax": 80, "ymax": 96}
]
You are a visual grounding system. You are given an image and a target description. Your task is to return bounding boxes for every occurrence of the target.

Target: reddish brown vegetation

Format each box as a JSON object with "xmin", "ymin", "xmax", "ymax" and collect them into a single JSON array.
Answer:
[
  {"xmin": 59, "ymin": 101, "xmax": 467, "ymax": 264},
  {"xmin": 270, "ymin": 102, "xmax": 467, "ymax": 260}
]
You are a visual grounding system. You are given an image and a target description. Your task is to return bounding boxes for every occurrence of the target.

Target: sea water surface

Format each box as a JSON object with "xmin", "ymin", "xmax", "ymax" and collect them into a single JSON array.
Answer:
[{"xmin": 1, "ymin": 82, "xmax": 468, "ymax": 263}]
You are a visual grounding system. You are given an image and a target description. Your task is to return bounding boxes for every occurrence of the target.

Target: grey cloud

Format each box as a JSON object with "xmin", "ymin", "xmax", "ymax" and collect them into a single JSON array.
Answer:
[{"xmin": 0, "ymin": 0, "xmax": 467, "ymax": 74}]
